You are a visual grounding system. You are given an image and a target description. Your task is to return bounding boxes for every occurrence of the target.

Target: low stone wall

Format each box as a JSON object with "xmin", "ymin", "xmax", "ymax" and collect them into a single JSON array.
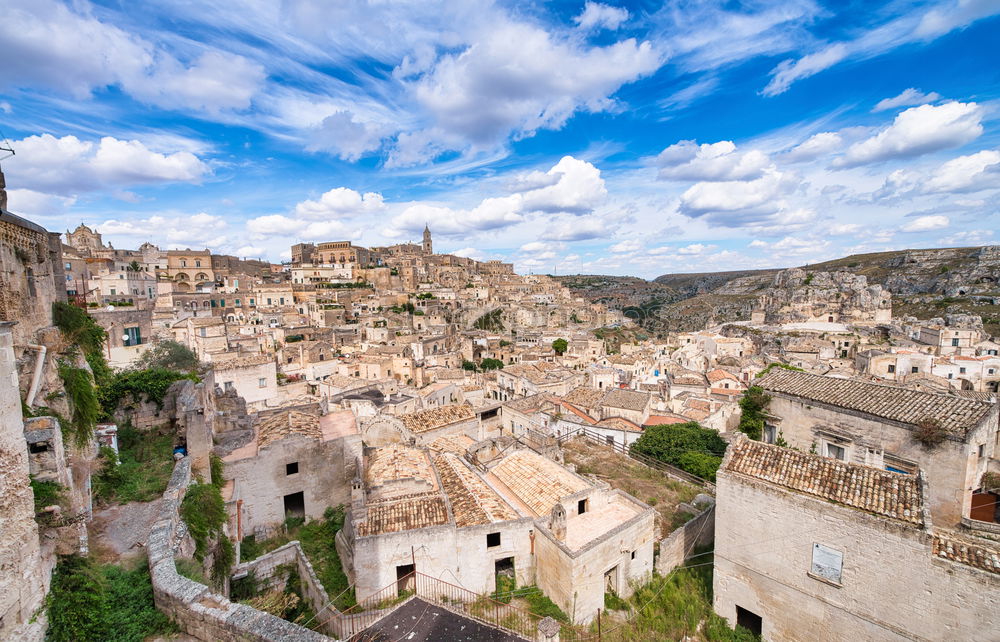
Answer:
[
  {"xmin": 654, "ymin": 505, "xmax": 715, "ymax": 576},
  {"xmin": 148, "ymin": 457, "xmax": 331, "ymax": 641}
]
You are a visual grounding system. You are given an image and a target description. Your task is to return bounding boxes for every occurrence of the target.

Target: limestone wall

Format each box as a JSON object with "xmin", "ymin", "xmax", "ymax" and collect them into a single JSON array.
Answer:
[
  {"xmin": 713, "ymin": 470, "xmax": 1000, "ymax": 642},
  {"xmin": 654, "ymin": 504, "xmax": 715, "ymax": 575},
  {"xmin": 147, "ymin": 457, "xmax": 331, "ymax": 641}
]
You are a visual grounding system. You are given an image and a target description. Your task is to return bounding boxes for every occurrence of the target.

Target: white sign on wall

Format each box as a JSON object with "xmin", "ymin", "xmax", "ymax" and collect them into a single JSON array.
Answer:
[{"xmin": 811, "ymin": 543, "xmax": 843, "ymax": 584}]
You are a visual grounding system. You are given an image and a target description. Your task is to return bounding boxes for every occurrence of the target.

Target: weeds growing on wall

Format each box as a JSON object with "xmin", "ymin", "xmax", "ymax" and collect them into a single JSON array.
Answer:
[
  {"xmin": 57, "ymin": 362, "xmax": 100, "ymax": 448},
  {"xmin": 737, "ymin": 386, "xmax": 771, "ymax": 441},
  {"xmin": 97, "ymin": 367, "xmax": 198, "ymax": 418},
  {"xmin": 29, "ymin": 475, "xmax": 65, "ymax": 512},
  {"xmin": 92, "ymin": 423, "xmax": 175, "ymax": 504},
  {"xmin": 179, "ymin": 482, "xmax": 227, "ymax": 561},
  {"xmin": 45, "ymin": 555, "xmax": 175, "ymax": 642}
]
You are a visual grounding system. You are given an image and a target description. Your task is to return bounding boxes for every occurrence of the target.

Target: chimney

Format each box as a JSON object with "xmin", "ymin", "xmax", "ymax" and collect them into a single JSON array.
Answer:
[{"xmin": 550, "ymin": 504, "xmax": 566, "ymax": 542}]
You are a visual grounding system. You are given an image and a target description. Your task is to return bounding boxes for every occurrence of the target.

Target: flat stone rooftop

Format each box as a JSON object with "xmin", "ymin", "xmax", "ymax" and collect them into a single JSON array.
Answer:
[{"xmin": 352, "ymin": 598, "xmax": 526, "ymax": 642}]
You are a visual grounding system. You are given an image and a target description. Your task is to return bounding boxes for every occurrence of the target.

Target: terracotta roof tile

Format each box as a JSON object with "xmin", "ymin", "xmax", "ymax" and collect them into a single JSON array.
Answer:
[
  {"xmin": 758, "ymin": 370, "xmax": 992, "ymax": 438},
  {"xmin": 723, "ymin": 436, "xmax": 924, "ymax": 524},
  {"xmin": 601, "ymin": 389, "xmax": 650, "ymax": 412},
  {"xmin": 356, "ymin": 495, "xmax": 448, "ymax": 536},
  {"xmin": 435, "ymin": 454, "xmax": 518, "ymax": 527},
  {"xmin": 490, "ymin": 450, "xmax": 590, "ymax": 516},
  {"xmin": 400, "ymin": 404, "xmax": 475, "ymax": 434},
  {"xmin": 932, "ymin": 532, "xmax": 1000, "ymax": 574}
]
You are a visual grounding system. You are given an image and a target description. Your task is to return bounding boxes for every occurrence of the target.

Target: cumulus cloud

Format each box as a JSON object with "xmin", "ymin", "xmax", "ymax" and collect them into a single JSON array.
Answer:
[
  {"xmin": 519, "ymin": 156, "xmax": 607, "ymax": 214},
  {"xmin": 292, "ymin": 188, "xmax": 386, "ymax": 219},
  {"xmin": 398, "ymin": 21, "xmax": 661, "ymax": 163},
  {"xmin": 784, "ymin": 132, "xmax": 843, "ymax": 162},
  {"xmin": 873, "ymin": 88, "xmax": 941, "ymax": 112},
  {"xmin": 610, "ymin": 239, "xmax": 642, "ymax": 253},
  {"xmin": 902, "ymin": 215, "xmax": 949, "ymax": 232},
  {"xmin": 450, "ymin": 247, "xmax": 485, "ymax": 260},
  {"xmin": 574, "ymin": 2, "xmax": 629, "ymax": 31},
  {"xmin": 132, "ymin": 50, "xmax": 266, "ymax": 113},
  {"xmin": 873, "ymin": 149, "xmax": 1000, "ymax": 199},
  {"xmin": 4, "ymin": 189, "xmax": 76, "ymax": 218},
  {"xmin": 834, "ymin": 102, "xmax": 983, "ymax": 168},
  {"xmin": 98, "ymin": 213, "xmax": 228, "ymax": 246},
  {"xmin": 676, "ymin": 243, "xmax": 717, "ymax": 255},
  {"xmin": 539, "ymin": 215, "xmax": 610, "ymax": 241},
  {"xmin": 4, "ymin": 134, "xmax": 209, "ymax": 195},
  {"xmin": 245, "ymin": 214, "xmax": 359, "ymax": 242},
  {"xmin": 657, "ymin": 140, "xmax": 770, "ymax": 181},
  {"xmin": 679, "ymin": 169, "xmax": 794, "ymax": 217}
]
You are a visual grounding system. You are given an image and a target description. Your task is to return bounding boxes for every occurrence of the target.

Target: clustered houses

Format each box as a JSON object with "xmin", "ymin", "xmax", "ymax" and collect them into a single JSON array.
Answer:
[{"xmin": 3, "ymin": 177, "xmax": 999, "ymax": 642}]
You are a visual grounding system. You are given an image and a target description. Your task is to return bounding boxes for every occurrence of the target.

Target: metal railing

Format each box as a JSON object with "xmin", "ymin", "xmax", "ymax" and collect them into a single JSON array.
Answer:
[
  {"xmin": 319, "ymin": 571, "xmax": 584, "ymax": 641},
  {"xmin": 557, "ymin": 427, "xmax": 714, "ymax": 489}
]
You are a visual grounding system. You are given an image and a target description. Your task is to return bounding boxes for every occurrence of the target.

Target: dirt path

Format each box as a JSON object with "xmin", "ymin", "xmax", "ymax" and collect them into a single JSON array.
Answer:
[{"xmin": 89, "ymin": 499, "xmax": 163, "ymax": 563}]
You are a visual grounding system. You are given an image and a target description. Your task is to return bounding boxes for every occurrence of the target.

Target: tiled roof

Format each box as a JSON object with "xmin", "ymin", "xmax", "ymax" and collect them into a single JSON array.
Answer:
[
  {"xmin": 356, "ymin": 495, "xmax": 449, "ymax": 536},
  {"xmin": 400, "ymin": 404, "xmax": 475, "ymax": 434},
  {"xmin": 643, "ymin": 414, "xmax": 689, "ymax": 426},
  {"xmin": 505, "ymin": 393, "xmax": 551, "ymax": 413},
  {"xmin": 932, "ymin": 532, "xmax": 1000, "ymax": 574},
  {"xmin": 435, "ymin": 454, "xmax": 519, "ymax": 527},
  {"xmin": 723, "ymin": 436, "xmax": 924, "ymax": 524},
  {"xmin": 427, "ymin": 433, "xmax": 475, "ymax": 456},
  {"xmin": 562, "ymin": 386, "xmax": 606, "ymax": 410},
  {"xmin": 490, "ymin": 450, "xmax": 590, "ymax": 516},
  {"xmin": 366, "ymin": 444, "xmax": 437, "ymax": 488},
  {"xmin": 758, "ymin": 369, "xmax": 993, "ymax": 437},
  {"xmin": 601, "ymin": 389, "xmax": 650, "ymax": 412},
  {"xmin": 595, "ymin": 417, "xmax": 642, "ymax": 432},
  {"xmin": 214, "ymin": 354, "xmax": 273, "ymax": 370},
  {"xmin": 257, "ymin": 410, "xmax": 322, "ymax": 448}
]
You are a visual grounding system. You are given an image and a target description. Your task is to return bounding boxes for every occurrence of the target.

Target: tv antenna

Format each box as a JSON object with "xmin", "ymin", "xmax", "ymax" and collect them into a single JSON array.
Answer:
[{"xmin": 0, "ymin": 127, "xmax": 15, "ymax": 162}]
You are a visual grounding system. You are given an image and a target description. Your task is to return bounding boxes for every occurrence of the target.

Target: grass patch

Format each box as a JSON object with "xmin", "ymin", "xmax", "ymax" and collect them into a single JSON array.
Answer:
[
  {"xmin": 92, "ymin": 423, "xmax": 175, "ymax": 504},
  {"xmin": 30, "ymin": 476, "xmax": 65, "ymax": 512},
  {"xmin": 240, "ymin": 506, "xmax": 356, "ymax": 610},
  {"xmin": 45, "ymin": 555, "xmax": 175, "ymax": 642}
]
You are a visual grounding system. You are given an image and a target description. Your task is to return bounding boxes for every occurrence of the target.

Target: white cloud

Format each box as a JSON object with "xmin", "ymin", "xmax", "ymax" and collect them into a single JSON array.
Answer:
[
  {"xmin": 97, "ymin": 213, "xmax": 228, "ymax": 247},
  {"xmin": 940, "ymin": 229, "xmax": 993, "ymax": 245},
  {"xmin": 399, "ymin": 21, "xmax": 661, "ymax": 162},
  {"xmin": 784, "ymin": 132, "xmax": 843, "ymax": 162},
  {"xmin": 657, "ymin": 140, "xmax": 770, "ymax": 181},
  {"xmin": 610, "ymin": 239, "xmax": 642, "ymax": 253},
  {"xmin": 0, "ymin": 0, "xmax": 264, "ymax": 112},
  {"xmin": 450, "ymin": 247, "xmax": 485, "ymax": 260},
  {"xmin": 245, "ymin": 214, "xmax": 358, "ymax": 242},
  {"xmin": 680, "ymin": 169, "xmax": 792, "ymax": 216},
  {"xmin": 292, "ymin": 188, "xmax": 386, "ymax": 220},
  {"xmin": 305, "ymin": 111, "xmax": 391, "ymax": 161},
  {"xmin": 4, "ymin": 134, "xmax": 209, "ymax": 195},
  {"xmin": 835, "ymin": 102, "xmax": 983, "ymax": 167},
  {"xmin": 763, "ymin": 43, "xmax": 847, "ymax": 97},
  {"xmin": 924, "ymin": 149, "xmax": 1000, "ymax": 193},
  {"xmin": 540, "ymin": 215, "xmax": 610, "ymax": 241},
  {"xmin": 520, "ymin": 156, "xmax": 607, "ymax": 214},
  {"xmin": 873, "ymin": 88, "xmax": 941, "ymax": 112},
  {"xmin": 762, "ymin": 1, "xmax": 1000, "ymax": 96},
  {"xmin": 676, "ymin": 243, "xmax": 717, "ymax": 255},
  {"xmin": 828, "ymin": 223, "xmax": 862, "ymax": 236},
  {"xmin": 4, "ymin": 189, "xmax": 76, "ymax": 217},
  {"xmin": 902, "ymin": 215, "xmax": 949, "ymax": 232},
  {"xmin": 574, "ymin": 2, "xmax": 630, "ymax": 31}
]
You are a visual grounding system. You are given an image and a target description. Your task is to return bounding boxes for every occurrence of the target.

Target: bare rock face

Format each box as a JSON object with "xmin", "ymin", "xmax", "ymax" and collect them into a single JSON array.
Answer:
[
  {"xmin": 884, "ymin": 246, "xmax": 1000, "ymax": 296},
  {"xmin": 756, "ymin": 269, "xmax": 892, "ymax": 324}
]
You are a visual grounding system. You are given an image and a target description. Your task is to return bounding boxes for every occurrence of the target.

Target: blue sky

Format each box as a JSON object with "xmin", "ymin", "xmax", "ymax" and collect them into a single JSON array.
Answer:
[{"xmin": 1, "ymin": 0, "xmax": 998, "ymax": 278}]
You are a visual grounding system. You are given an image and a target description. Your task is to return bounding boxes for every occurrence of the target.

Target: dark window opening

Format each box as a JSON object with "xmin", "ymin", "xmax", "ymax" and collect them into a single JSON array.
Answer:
[
  {"xmin": 286, "ymin": 462, "xmax": 299, "ymax": 475},
  {"xmin": 578, "ymin": 499, "xmax": 588, "ymax": 514},
  {"xmin": 283, "ymin": 491, "xmax": 305, "ymax": 518},
  {"xmin": 29, "ymin": 441, "xmax": 50, "ymax": 454},
  {"xmin": 396, "ymin": 564, "xmax": 415, "ymax": 593},
  {"xmin": 630, "ymin": 550, "xmax": 636, "ymax": 560},
  {"xmin": 487, "ymin": 532, "xmax": 501, "ymax": 548},
  {"xmin": 736, "ymin": 606, "xmax": 763, "ymax": 636}
]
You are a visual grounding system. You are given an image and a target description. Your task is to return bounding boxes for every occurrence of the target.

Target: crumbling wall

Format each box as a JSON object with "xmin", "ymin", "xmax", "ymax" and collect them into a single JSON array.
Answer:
[
  {"xmin": 654, "ymin": 504, "xmax": 715, "ymax": 575},
  {"xmin": 148, "ymin": 457, "xmax": 331, "ymax": 641}
]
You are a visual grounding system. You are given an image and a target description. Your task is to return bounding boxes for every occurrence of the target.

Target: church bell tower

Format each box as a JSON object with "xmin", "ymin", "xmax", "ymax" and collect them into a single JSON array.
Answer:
[{"xmin": 422, "ymin": 224, "xmax": 432, "ymax": 255}]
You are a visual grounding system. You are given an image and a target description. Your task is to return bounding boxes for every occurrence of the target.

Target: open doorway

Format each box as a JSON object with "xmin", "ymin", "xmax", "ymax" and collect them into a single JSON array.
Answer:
[
  {"xmin": 396, "ymin": 564, "xmax": 415, "ymax": 593},
  {"xmin": 283, "ymin": 491, "xmax": 305, "ymax": 518},
  {"xmin": 736, "ymin": 605, "xmax": 762, "ymax": 636},
  {"xmin": 603, "ymin": 565, "xmax": 618, "ymax": 595}
]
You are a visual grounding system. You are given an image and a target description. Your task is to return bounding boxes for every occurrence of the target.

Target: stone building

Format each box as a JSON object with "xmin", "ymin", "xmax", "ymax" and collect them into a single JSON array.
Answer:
[
  {"xmin": 64, "ymin": 222, "xmax": 105, "ymax": 255},
  {"xmin": 714, "ymin": 434, "xmax": 999, "ymax": 641},
  {"xmin": 337, "ymin": 443, "xmax": 654, "ymax": 625},
  {"xmin": 209, "ymin": 355, "xmax": 278, "ymax": 409},
  {"xmin": 222, "ymin": 407, "xmax": 361, "ymax": 536},
  {"xmin": 757, "ymin": 369, "xmax": 997, "ymax": 528}
]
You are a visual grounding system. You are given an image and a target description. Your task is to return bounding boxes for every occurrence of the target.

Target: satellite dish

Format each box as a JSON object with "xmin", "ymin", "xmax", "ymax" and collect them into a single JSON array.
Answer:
[
  {"xmin": 106, "ymin": 305, "xmax": 114, "ymax": 312},
  {"xmin": 122, "ymin": 334, "xmax": 130, "ymax": 342}
]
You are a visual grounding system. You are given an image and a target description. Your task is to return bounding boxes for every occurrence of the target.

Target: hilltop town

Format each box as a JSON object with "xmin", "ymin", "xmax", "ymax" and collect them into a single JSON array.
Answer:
[{"xmin": 2, "ymin": 175, "xmax": 998, "ymax": 642}]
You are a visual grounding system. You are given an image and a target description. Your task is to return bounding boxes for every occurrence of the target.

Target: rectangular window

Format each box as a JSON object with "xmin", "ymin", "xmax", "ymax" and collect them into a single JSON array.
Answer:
[
  {"xmin": 267, "ymin": 298, "xmax": 272, "ymax": 305},
  {"xmin": 65, "ymin": 262, "xmax": 72, "ymax": 271},
  {"xmin": 199, "ymin": 328, "xmax": 207, "ymax": 338},
  {"xmin": 826, "ymin": 443, "xmax": 845, "ymax": 461},
  {"xmin": 250, "ymin": 298, "xmax": 255, "ymax": 305},
  {"xmin": 763, "ymin": 425, "xmax": 776, "ymax": 444},
  {"xmin": 486, "ymin": 532, "xmax": 501, "ymax": 548},
  {"xmin": 286, "ymin": 462, "xmax": 298, "ymax": 475},
  {"xmin": 911, "ymin": 366, "xmax": 919, "ymax": 373},
  {"xmin": 952, "ymin": 338, "xmax": 960, "ymax": 346},
  {"xmin": 279, "ymin": 297, "xmax": 285, "ymax": 304},
  {"xmin": 577, "ymin": 499, "xmax": 588, "ymax": 514},
  {"xmin": 978, "ymin": 444, "xmax": 986, "ymax": 458},
  {"xmin": 110, "ymin": 288, "xmax": 116, "ymax": 296},
  {"xmin": 124, "ymin": 326, "xmax": 142, "ymax": 346},
  {"xmin": 887, "ymin": 364, "xmax": 895, "ymax": 373},
  {"xmin": 960, "ymin": 367, "xmax": 966, "ymax": 374},
  {"xmin": 810, "ymin": 543, "xmax": 843, "ymax": 585},
  {"xmin": 258, "ymin": 377, "xmax": 267, "ymax": 388}
]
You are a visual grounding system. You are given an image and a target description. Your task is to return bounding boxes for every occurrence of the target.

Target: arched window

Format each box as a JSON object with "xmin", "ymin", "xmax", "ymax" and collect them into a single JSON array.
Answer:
[{"xmin": 175, "ymin": 272, "xmax": 189, "ymax": 281}]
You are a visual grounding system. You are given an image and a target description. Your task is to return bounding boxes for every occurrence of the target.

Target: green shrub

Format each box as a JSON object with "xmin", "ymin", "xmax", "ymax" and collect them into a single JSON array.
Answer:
[
  {"xmin": 737, "ymin": 386, "xmax": 771, "ymax": 441},
  {"xmin": 92, "ymin": 424, "xmax": 175, "ymax": 504},
  {"xmin": 491, "ymin": 572, "xmax": 517, "ymax": 604},
  {"xmin": 30, "ymin": 476, "xmax": 65, "ymax": 512},
  {"xmin": 136, "ymin": 340, "xmax": 200, "ymax": 372},
  {"xmin": 58, "ymin": 362, "xmax": 100, "ymax": 448},
  {"xmin": 519, "ymin": 586, "xmax": 568, "ymax": 623},
  {"xmin": 479, "ymin": 358, "xmax": 504, "ymax": 370},
  {"xmin": 52, "ymin": 301, "xmax": 106, "ymax": 356},
  {"xmin": 98, "ymin": 367, "xmax": 198, "ymax": 418},
  {"xmin": 605, "ymin": 591, "xmax": 629, "ymax": 611},
  {"xmin": 552, "ymin": 338, "xmax": 568, "ymax": 355},
  {"xmin": 630, "ymin": 422, "xmax": 727, "ymax": 481},
  {"xmin": 179, "ymin": 483, "xmax": 227, "ymax": 562}
]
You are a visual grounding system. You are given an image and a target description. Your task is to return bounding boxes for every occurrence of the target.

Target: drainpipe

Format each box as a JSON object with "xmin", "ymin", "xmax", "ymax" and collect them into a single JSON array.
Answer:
[{"xmin": 26, "ymin": 343, "xmax": 47, "ymax": 407}]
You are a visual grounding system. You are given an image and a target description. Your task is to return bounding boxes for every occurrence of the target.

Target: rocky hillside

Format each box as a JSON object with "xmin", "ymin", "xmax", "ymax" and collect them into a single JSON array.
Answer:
[{"xmin": 556, "ymin": 246, "xmax": 1000, "ymax": 335}]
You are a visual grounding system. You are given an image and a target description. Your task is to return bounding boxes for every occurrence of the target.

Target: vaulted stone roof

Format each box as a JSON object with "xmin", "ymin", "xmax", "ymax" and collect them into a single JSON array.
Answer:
[
  {"xmin": 601, "ymin": 389, "xmax": 650, "ymax": 412},
  {"xmin": 435, "ymin": 454, "xmax": 518, "ymax": 527},
  {"xmin": 400, "ymin": 404, "xmax": 475, "ymax": 434},
  {"xmin": 758, "ymin": 369, "xmax": 993, "ymax": 438},
  {"xmin": 490, "ymin": 449, "xmax": 590, "ymax": 516},
  {"xmin": 355, "ymin": 495, "xmax": 448, "ymax": 536},
  {"xmin": 723, "ymin": 436, "xmax": 924, "ymax": 525},
  {"xmin": 257, "ymin": 410, "xmax": 322, "ymax": 448}
]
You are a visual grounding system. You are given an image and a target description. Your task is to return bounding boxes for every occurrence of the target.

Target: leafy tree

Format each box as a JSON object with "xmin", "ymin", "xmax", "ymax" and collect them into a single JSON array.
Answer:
[
  {"xmin": 630, "ymin": 422, "xmax": 727, "ymax": 481},
  {"xmin": 46, "ymin": 555, "xmax": 109, "ymax": 641},
  {"xmin": 738, "ymin": 386, "xmax": 771, "ymax": 440},
  {"xmin": 479, "ymin": 358, "xmax": 504, "ymax": 370},
  {"xmin": 136, "ymin": 340, "xmax": 200, "ymax": 373},
  {"xmin": 462, "ymin": 359, "xmax": 477, "ymax": 372},
  {"xmin": 552, "ymin": 338, "xmax": 568, "ymax": 355}
]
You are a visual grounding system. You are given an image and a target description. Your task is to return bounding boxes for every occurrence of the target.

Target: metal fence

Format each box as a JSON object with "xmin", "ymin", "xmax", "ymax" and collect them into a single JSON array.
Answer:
[{"xmin": 557, "ymin": 426, "xmax": 715, "ymax": 490}]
